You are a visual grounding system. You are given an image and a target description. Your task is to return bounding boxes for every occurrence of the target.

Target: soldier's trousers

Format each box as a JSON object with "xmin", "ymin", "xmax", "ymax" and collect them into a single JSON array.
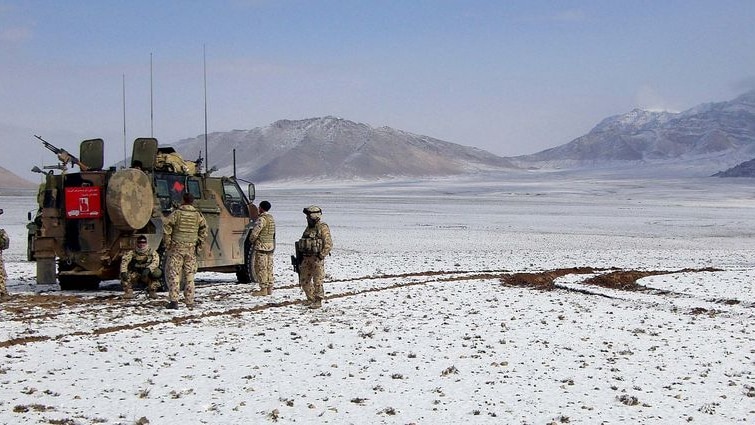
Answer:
[
  {"xmin": 299, "ymin": 256, "xmax": 325, "ymax": 302},
  {"xmin": 0, "ymin": 252, "xmax": 7, "ymax": 296},
  {"xmin": 166, "ymin": 244, "xmax": 197, "ymax": 305},
  {"xmin": 253, "ymin": 250, "xmax": 274, "ymax": 289},
  {"xmin": 122, "ymin": 271, "xmax": 159, "ymax": 295}
]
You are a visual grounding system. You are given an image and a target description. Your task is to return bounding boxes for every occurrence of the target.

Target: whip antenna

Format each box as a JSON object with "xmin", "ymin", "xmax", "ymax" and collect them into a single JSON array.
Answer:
[
  {"xmin": 122, "ymin": 74, "xmax": 127, "ymax": 167},
  {"xmin": 203, "ymin": 44, "xmax": 209, "ymax": 174},
  {"xmin": 150, "ymin": 52, "xmax": 154, "ymax": 137}
]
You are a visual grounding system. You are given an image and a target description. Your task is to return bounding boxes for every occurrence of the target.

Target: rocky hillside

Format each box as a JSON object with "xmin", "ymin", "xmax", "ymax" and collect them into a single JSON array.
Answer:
[
  {"xmin": 171, "ymin": 117, "xmax": 516, "ymax": 182},
  {"xmin": 712, "ymin": 158, "xmax": 755, "ymax": 177},
  {"xmin": 0, "ymin": 165, "xmax": 35, "ymax": 190},
  {"xmin": 511, "ymin": 90, "xmax": 755, "ymax": 171}
]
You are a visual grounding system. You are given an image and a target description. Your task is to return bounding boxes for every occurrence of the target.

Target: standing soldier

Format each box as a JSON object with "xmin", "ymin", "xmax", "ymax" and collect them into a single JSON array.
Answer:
[
  {"xmin": 249, "ymin": 200, "xmax": 276, "ymax": 296},
  {"xmin": 297, "ymin": 205, "xmax": 332, "ymax": 309},
  {"xmin": 163, "ymin": 193, "xmax": 208, "ymax": 310},
  {"xmin": 0, "ymin": 209, "xmax": 10, "ymax": 302},
  {"xmin": 120, "ymin": 235, "xmax": 162, "ymax": 299}
]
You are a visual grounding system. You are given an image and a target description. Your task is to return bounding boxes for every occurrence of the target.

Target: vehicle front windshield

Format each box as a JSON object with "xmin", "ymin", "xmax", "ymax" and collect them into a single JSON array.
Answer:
[{"xmin": 222, "ymin": 179, "xmax": 248, "ymax": 217}]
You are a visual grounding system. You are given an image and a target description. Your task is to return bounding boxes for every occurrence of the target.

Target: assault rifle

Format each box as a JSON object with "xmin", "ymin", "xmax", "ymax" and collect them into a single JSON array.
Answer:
[
  {"xmin": 290, "ymin": 241, "xmax": 302, "ymax": 275},
  {"xmin": 34, "ymin": 135, "xmax": 89, "ymax": 171}
]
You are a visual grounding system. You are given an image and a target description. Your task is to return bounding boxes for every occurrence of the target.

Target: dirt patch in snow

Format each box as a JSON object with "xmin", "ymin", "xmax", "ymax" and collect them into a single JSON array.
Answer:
[
  {"xmin": 583, "ymin": 267, "xmax": 723, "ymax": 291},
  {"xmin": 500, "ymin": 267, "xmax": 725, "ymax": 292},
  {"xmin": 500, "ymin": 267, "xmax": 600, "ymax": 290}
]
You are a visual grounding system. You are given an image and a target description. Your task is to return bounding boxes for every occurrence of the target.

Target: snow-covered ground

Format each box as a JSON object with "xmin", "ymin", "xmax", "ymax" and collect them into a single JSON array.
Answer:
[{"xmin": 0, "ymin": 172, "xmax": 754, "ymax": 424}]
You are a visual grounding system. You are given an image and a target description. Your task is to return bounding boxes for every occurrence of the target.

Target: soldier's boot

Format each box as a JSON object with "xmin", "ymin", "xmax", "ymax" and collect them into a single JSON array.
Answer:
[
  {"xmin": 266, "ymin": 286, "xmax": 273, "ymax": 295},
  {"xmin": 147, "ymin": 289, "xmax": 158, "ymax": 299},
  {"xmin": 123, "ymin": 288, "xmax": 134, "ymax": 300},
  {"xmin": 252, "ymin": 287, "xmax": 268, "ymax": 296},
  {"xmin": 166, "ymin": 301, "xmax": 179, "ymax": 310},
  {"xmin": 0, "ymin": 293, "xmax": 10, "ymax": 302},
  {"xmin": 309, "ymin": 298, "xmax": 322, "ymax": 309}
]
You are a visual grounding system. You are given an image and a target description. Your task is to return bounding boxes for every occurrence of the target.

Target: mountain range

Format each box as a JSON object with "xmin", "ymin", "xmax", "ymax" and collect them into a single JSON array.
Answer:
[
  {"xmin": 170, "ymin": 90, "xmax": 755, "ymax": 181},
  {"xmin": 3, "ymin": 90, "xmax": 755, "ymax": 187},
  {"xmin": 510, "ymin": 90, "xmax": 755, "ymax": 174}
]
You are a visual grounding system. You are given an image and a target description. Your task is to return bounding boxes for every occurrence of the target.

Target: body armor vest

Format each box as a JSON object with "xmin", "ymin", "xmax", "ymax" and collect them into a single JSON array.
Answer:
[
  {"xmin": 259, "ymin": 214, "xmax": 276, "ymax": 245},
  {"xmin": 172, "ymin": 207, "xmax": 201, "ymax": 244},
  {"xmin": 298, "ymin": 225, "xmax": 323, "ymax": 256},
  {"xmin": 0, "ymin": 229, "xmax": 8, "ymax": 250}
]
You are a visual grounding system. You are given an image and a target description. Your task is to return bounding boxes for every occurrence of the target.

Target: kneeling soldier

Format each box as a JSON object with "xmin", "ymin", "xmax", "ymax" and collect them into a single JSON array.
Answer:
[{"xmin": 120, "ymin": 235, "xmax": 162, "ymax": 299}]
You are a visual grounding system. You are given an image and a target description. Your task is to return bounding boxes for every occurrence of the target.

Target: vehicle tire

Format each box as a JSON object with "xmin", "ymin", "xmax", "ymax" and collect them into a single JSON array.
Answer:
[{"xmin": 236, "ymin": 243, "xmax": 255, "ymax": 283}]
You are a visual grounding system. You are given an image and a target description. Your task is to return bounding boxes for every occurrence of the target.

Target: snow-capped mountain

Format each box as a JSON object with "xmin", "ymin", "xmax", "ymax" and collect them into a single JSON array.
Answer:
[
  {"xmin": 166, "ymin": 91, "xmax": 755, "ymax": 181},
  {"xmin": 510, "ymin": 90, "xmax": 755, "ymax": 171},
  {"xmin": 171, "ymin": 116, "xmax": 516, "ymax": 182}
]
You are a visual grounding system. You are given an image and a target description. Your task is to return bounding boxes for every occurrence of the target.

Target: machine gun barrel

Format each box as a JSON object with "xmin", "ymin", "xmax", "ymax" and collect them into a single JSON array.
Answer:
[
  {"xmin": 34, "ymin": 135, "xmax": 89, "ymax": 171},
  {"xmin": 32, "ymin": 165, "xmax": 65, "ymax": 173}
]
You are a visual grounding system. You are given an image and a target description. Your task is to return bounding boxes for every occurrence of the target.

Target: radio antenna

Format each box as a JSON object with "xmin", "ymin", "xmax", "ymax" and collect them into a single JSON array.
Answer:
[
  {"xmin": 150, "ymin": 52, "xmax": 154, "ymax": 137},
  {"xmin": 203, "ymin": 44, "xmax": 209, "ymax": 174},
  {"xmin": 122, "ymin": 74, "xmax": 127, "ymax": 167}
]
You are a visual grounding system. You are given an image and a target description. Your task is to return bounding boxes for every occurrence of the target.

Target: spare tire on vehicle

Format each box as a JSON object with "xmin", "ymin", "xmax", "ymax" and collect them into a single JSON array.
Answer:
[{"xmin": 106, "ymin": 169, "xmax": 154, "ymax": 230}]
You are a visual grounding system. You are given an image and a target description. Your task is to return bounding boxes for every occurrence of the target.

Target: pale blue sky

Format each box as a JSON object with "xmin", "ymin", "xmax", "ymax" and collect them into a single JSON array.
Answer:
[{"xmin": 2, "ymin": 0, "xmax": 754, "ymax": 178}]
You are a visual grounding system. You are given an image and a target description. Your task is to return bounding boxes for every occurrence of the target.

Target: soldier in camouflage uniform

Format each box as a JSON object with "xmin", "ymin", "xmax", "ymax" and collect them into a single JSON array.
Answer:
[
  {"xmin": 0, "ymin": 209, "xmax": 9, "ymax": 302},
  {"xmin": 249, "ymin": 200, "xmax": 276, "ymax": 296},
  {"xmin": 297, "ymin": 205, "xmax": 332, "ymax": 309},
  {"xmin": 120, "ymin": 235, "xmax": 162, "ymax": 299},
  {"xmin": 163, "ymin": 193, "xmax": 208, "ymax": 309}
]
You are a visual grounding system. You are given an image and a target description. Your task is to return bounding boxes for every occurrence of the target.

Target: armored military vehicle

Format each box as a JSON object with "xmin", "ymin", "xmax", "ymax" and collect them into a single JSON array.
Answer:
[{"xmin": 29, "ymin": 137, "xmax": 257, "ymax": 290}]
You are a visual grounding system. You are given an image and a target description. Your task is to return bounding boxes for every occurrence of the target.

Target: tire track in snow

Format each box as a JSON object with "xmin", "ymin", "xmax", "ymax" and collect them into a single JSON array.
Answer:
[{"xmin": 1, "ymin": 267, "xmax": 747, "ymax": 348}]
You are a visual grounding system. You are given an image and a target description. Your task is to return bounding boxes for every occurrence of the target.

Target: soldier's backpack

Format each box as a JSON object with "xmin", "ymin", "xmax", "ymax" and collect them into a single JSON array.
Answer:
[
  {"xmin": 0, "ymin": 229, "xmax": 9, "ymax": 250},
  {"xmin": 154, "ymin": 151, "xmax": 197, "ymax": 175}
]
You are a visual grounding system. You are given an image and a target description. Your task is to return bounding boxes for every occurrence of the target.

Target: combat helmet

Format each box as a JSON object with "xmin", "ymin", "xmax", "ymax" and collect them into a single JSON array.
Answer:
[{"xmin": 303, "ymin": 205, "xmax": 322, "ymax": 219}]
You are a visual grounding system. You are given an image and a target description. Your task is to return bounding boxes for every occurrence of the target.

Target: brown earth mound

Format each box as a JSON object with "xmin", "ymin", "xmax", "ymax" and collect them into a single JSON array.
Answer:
[
  {"xmin": 582, "ymin": 270, "xmax": 666, "ymax": 291},
  {"xmin": 500, "ymin": 267, "xmax": 600, "ymax": 290},
  {"xmin": 501, "ymin": 267, "xmax": 724, "ymax": 292}
]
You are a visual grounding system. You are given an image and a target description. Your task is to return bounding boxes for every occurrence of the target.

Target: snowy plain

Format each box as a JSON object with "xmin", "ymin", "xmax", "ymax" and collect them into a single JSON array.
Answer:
[{"xmin": 0, "ymin": 170, "xmax": 754, "ymax": 424}]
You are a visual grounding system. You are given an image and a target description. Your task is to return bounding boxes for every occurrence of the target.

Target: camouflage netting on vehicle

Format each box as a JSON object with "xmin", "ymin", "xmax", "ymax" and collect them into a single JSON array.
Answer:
[
  {"xmin": 155, "ymin": 152, "xmax": 197, "ymax": 175},
  {"xmin": 106, "ymin": 169, "xmax": 154, "ymax": 230}
]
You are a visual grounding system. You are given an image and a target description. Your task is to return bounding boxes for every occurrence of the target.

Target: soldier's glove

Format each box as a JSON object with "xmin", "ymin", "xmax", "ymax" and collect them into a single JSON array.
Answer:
[
  {"xmin": 141, "ymin": 268, "xmax": 151, "ymax": 279},
  {"xmin": 120, "ymin": 272, "xmax": 129, "ymax": 281},
  {"xmin": 195, "ymin": 243, "xmax": 203, "ymax": 255},
  {"xmin": 150, "ymin": 268, "xmax": 163, "ymax": 279}
]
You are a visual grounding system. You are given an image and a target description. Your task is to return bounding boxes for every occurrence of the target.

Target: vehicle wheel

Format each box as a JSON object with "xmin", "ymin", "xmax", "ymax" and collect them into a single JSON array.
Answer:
[{"xmin": 236, "ymin": 243, "xmax": 255, "ymax": 283}]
